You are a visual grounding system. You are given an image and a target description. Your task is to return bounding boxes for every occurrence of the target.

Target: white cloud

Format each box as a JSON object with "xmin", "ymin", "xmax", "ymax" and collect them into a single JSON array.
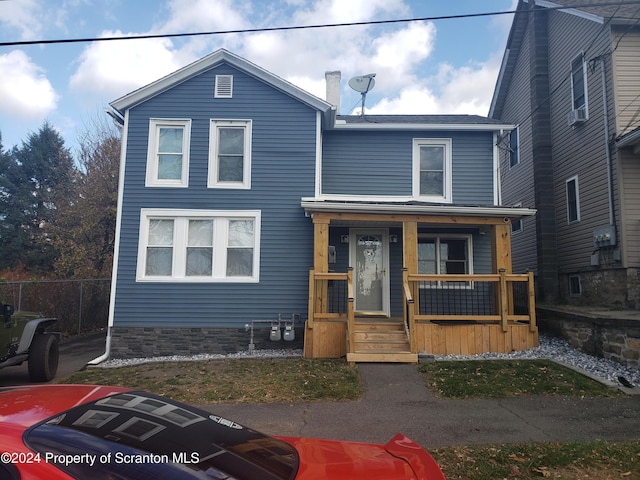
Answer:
[
  {"xmin": 366, "ymin": 52, "xmax": 503, "ymax": 116},
  {"xmin": 239, "ymin": 0, "xmax": 431, "ymax": 103},
  {"xmin": 0, "ymin": 50, "xmax": 58, "ymax": 119},
  {"xmin": 0, "ymin": 0, "xmax": 42, "ymax": 41},
  {"xmin": 69, "ymin": 32, "xmax": 182, "ymax": 100},
  {"xmin": 369, "ymin": 21, "xmax": 436, "ymax": 91},
  {"xmin": 433, "ymin": 55, "xmax": 503, "ymax": 114},
  {"xmin": 368, "ymin": 87, "xmax": 439, "ymax": 114},
  {"xmin": 49, "ymin": 0, "xmax": 508, "ymax": 128}
]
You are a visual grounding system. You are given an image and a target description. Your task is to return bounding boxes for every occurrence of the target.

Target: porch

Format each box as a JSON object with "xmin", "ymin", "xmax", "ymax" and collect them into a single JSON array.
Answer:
[{"xmin": 301, "ymin": 204, "xmax": 538, "ymax": 362}]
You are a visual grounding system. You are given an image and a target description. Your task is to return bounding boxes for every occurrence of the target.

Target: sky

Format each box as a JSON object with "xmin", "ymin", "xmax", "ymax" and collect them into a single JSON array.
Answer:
[{"xmin": 0, "ymin": 0, "xmax": 517, "ymax": 158}]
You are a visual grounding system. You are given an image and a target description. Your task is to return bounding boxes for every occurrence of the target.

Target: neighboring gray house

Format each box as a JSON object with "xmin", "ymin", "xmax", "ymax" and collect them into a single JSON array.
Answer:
[
  {"xmin": 490, "ymin": 0, "xmax": 640, "ymax": 307},
  {"xmin": 105, "ymin": 49, "xmax": 537, "ymax": 361}
]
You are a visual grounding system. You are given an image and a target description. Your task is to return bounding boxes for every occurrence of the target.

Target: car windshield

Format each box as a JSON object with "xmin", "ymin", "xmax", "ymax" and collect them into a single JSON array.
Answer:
[{"xmin": 25, "ymin": 391, "xmax": 299, "ymax": 480}]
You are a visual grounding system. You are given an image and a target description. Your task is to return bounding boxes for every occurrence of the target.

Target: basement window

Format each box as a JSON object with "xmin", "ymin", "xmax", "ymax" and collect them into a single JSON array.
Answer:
[{"xmin": 568, "ymin": 275, "xmax": 582, "ymax": 296}]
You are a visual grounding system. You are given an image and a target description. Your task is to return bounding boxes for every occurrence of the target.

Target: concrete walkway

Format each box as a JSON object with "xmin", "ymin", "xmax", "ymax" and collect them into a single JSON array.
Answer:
[{"xmin": 206, "ymin": 363, "xmax": 640, "ymax": 447}]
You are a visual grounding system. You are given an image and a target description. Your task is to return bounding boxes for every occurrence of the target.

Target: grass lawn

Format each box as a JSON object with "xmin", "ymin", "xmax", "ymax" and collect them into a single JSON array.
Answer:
[
  {"xmin": 418, "ymin": 359, "xmax": 624, "ymax": 398},
  {"xmin": 59, "ymin": 358, "xmax": 362, "ymax": 404},
  {"xmin": 58, "ymin": 357, "xmax": 638, "ymax": 479}
]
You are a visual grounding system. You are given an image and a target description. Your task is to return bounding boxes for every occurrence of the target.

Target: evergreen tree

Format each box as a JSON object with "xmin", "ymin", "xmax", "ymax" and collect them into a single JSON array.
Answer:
[{"xmin": 0, "ymin": 122, "xmax": 76, "ymax": 273}]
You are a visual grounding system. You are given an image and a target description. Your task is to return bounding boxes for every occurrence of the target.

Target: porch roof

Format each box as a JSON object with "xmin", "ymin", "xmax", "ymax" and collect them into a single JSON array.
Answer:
[{"xmin": 301, "ymin": 199, "xmax": 537, "ymax": 220}]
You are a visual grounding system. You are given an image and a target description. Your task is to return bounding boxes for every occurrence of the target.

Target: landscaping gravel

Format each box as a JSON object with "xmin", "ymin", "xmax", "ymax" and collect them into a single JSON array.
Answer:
[{"xmin": 98, "ymin": 335, "xmax": 639, "ymax": 388}]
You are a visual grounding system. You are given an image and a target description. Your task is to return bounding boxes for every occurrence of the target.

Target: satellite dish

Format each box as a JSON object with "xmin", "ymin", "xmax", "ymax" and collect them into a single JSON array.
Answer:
[
  {"xmin": 348, "ymin": 74, "xmax": 376, "ymax": 115},
  {"xmin": 348, "ymin": 74, "xmax": 376, "ymax": 93}
]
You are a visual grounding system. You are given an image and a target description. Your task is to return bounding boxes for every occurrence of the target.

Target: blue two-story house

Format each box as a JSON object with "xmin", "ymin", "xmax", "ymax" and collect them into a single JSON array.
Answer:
[{"xmin": 104, "ymin": 49, "xmax": 537, "ymax": 363}]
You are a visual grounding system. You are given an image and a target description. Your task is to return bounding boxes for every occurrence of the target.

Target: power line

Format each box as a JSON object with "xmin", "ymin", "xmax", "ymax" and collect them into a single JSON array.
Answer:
[{"xmin": 2, "ymin": 2, "xmax": 640, "ymax": 48}]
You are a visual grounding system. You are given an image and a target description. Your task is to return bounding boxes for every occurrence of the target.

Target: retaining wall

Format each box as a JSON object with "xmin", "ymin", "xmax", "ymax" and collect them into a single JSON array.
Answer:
[{"xmin": 538, "ymin": 306, "xmax": 640, "ymax": 369}]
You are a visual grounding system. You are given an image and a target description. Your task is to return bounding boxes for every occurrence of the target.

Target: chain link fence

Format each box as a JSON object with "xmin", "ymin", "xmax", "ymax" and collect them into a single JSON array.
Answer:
[{"xmin": 0, "ymin": 279, "xmax": 110, "ymax": 337}]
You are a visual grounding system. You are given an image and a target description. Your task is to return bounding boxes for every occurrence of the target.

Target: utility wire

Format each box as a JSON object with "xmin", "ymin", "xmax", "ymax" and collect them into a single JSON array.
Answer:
[{"xmin": 1, "ymin": 2, "xmax": 640, "ymax": 48}]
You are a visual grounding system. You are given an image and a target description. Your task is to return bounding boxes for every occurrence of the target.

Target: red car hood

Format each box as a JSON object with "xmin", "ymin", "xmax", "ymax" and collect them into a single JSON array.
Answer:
[{"xmin": 279, "ymin": 433, "xmax": 445, "ymax": 480}]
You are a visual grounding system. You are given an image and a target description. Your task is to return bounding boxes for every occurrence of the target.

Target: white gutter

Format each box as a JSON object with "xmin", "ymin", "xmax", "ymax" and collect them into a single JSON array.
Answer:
[
  {"xmin": 331, "ymin": 122, "xmax": 515, "ymax": 131},
  {"xmin": 301, "ymin": 199, "xmax": 536, "ymax": 218},
  {"xmin": 89, "ymin": 109, "xmax": 130, "ymax": 365}
]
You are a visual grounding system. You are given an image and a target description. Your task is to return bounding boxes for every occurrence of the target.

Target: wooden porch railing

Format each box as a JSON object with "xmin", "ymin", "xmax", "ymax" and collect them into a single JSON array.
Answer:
[
  {"xmin": 307, "ymin": 269, "xmax": 355, "ymax": 349},
  {"xmin": 308, "ymin": 268, "xmax": 535, "ymax": 356},
  {"xmin": 307, "ymin": 269, "xmax": 353, "ymax": 326},
  {"xmin": 402, "ymin": 269, "xmax": 536, "ymax": 353}
]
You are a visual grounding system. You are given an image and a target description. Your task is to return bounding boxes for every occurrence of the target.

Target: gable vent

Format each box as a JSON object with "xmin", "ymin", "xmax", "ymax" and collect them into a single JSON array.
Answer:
[{"xmin": 215, "ymin": 75, "xmax": 233, "ymax": 98}]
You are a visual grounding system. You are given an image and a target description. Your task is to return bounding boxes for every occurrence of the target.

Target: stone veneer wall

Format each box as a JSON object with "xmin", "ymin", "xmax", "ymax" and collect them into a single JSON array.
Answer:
[
  {"xmin": 110, "ymin": 326, "xmax": 304, "ymax": 359},
  {"xmin": 558, "ymin": 268, "xmax": 640, "ymax": 309},
  {"xmin": 538, "ymin": 308, "xmax": 640, "ymax": 368}
]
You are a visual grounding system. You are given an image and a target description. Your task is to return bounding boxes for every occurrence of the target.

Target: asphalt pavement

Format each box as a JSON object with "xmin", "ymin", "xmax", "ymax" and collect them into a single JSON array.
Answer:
[{"xmin": 3, "ymin": 333, "xmax": 640, "ymax": 448}]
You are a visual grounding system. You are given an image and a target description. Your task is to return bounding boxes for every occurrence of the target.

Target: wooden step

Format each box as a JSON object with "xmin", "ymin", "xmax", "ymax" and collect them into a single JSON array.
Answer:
[
  {"xmin": 347, "ymin": 352, "xmax": 418, "ymax": 363},
  {"xmin": 355, "ymin": 324, "xmax": 405, "ymax": 333},
  {"xmin": 353, "ymin": 341, "xmax": 410, "ymax": 351},
  {"xmin": 349, "ymin": 317, "xmax": 414, "ymax": 362},
  {"xmin": 353, "ymin": 331, "xmax": 408, "ymax": 342}
]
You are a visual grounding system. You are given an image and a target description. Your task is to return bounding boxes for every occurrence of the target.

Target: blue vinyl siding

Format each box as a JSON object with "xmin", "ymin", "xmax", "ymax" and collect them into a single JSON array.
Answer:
[
  {"xmin": 322, "ymin": 130, "xmax": 495, "ymax": 204},
  {"xmin": 114, "ymin": 65, "xmax": 318, "ymax": 327}
]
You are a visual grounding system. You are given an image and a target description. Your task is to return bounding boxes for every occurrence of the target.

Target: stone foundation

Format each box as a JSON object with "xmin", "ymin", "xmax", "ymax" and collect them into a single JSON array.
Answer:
[
  {"xmin": 538, "ymin": 306, "xmax": 640, "ymax": 368},
  {"xmin": 109, "ymin": 326, "xmax": 304, "ymax": 359},
  {"xmin": 559, "ymin": 267, "xmax": 640, "ymax": 309}
]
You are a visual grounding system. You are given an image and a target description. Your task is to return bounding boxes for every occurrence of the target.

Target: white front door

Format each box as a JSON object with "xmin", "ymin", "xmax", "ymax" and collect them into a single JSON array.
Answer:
[{"xmin": 350, "ymin": 229, "xmax": 390, "ymax": 316}]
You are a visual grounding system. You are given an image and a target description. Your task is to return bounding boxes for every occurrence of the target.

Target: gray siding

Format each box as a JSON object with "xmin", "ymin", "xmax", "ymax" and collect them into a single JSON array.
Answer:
[
  {"xmin": 497, "ymin": 21, "xmax": 539, "ymax": 275},
  {"xmin": 114, "ymin": 65, "xmax": 318, "ymax": 327},
  {"xmin": 547, "ymin": 11, "xmax": 618, "ymax": 274},
  {"xmin": 322, "ymin": 130, "xmax": 496, "ymax": 204}
]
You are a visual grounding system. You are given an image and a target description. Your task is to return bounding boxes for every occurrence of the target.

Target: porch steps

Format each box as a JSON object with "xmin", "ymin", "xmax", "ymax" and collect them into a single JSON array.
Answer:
[{"xmin": 347, "ymin": 317, "xmax": 417, "ymax": 363}]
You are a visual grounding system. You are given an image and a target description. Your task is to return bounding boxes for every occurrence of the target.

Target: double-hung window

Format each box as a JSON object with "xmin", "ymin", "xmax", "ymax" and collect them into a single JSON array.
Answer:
[
  {"xmin": 137, "ymin": 209, "xmax": 260, "ymax": 282},
  {"xmin": 566, "ymin": 176, "xmax": 580, "ymax": 223},
  {"xmin": 418, "ymin": 234, "xmax": 473, "ymax": 287},
  {"xmin": 570, "ymin": 53, "xmax": 588, "ymax": 111},
  {"xmin": 209, "ymin": 120, "xmax": 252, "ymax": 189},
  {"xmin": 413, "ymin": 138, "xmax": 452, "ymax": 202},
  {"xmin": 146, "ymin": 119, "xmax": 191, "ymax": 187}
]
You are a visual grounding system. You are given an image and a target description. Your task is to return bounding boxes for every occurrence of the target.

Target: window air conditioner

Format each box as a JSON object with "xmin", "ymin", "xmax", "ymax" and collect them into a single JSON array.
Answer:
[{"xmin": 567, "ymin": 107, "xmax": 587, "ymax": 126}]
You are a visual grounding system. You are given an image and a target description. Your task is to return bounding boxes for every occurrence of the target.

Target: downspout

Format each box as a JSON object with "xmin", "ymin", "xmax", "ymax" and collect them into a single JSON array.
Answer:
[
  {"xmin": 88, "ymin": 108, "xmax": 128, "ymax": 365},
  {"xmin": 597, "ymin": 54, "xmax": 616, "ymax": 229}
]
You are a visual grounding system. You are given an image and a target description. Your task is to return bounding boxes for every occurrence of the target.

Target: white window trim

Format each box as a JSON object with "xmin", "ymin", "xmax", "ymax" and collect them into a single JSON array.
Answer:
[
  {"xmin": 511, "ymin": 203, "xmax": 523, "ymax": 234},
  {"xmin": 509, "ymin": 127, "xmax": 520, "ymax": 168},
  {"xmin": 566, "ymin": 175, "xmax": 581, "ymax": 224},
  {"xmin": 570, "ymin": 53, "xmax": 589, "ymax": 112},
  {"xmin": 214, "ymin": 75, "xmax": 233, "ymax": 98},
  {"xmin": 418, "ymin": 233, "xmax": 473, "ymax": 289},
  {"xmin": 208, "ymin": 119, "xmax": 252, "ymax": 189},
  {"xmin": 136, "ymin": 209, "xmax": 261, "ymax": 283},
  {"xmin": 412, "ymin": 138, "xmax": 452, "ymax": 203},
  {"xmin": 146, "ymin": 119, "xmax": 191, "ymax": 187}
]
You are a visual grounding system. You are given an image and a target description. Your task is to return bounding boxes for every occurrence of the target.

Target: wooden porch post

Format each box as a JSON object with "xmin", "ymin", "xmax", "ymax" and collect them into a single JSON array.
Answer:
[
  {"xmin": 492, "ymin": 223, "xmax": 512, "ymax": 273},
  {"xmin": 403, "ymin": 221, "xmax": 418, "ymax": 304},
  {"xmin": 312, "ymin": 217, "xmax": 330, "ymax": 318},
  {"xmin": 402, "ymin": 221, "xmax": 418, "ymax": 273},
  {"xmin": 313, "ymin": 218, "xmax": 330, "ymax": 273},
  {"xmin": 493, "ymin": 223, "xmax": 513, "ymax": 332},
  {"xmin": 403, "ymin": 221, "xmax": 418, "ymax": 352}
]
